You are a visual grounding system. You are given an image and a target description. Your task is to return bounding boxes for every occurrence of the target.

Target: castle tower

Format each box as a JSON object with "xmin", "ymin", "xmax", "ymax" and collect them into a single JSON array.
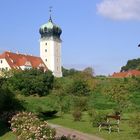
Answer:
[{"xmin": 39, "ymin": 13, "xmax": 62, "ymax": 77}]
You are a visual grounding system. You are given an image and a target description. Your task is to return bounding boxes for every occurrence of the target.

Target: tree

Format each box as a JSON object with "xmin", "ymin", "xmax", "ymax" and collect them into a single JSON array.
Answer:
[
  {"xmin": 103, "ymin": 80, "xmax": 131, "ymax": 112},
  {"xmin": 6, "ymin": 69, "xmax": 54, "ymax": 96},
  {"xmin": 0, "ymin": 87, "xmax": 20, "ymax": 113},
  {"xmin": 67, "ymin": 79, "xmax": 90, "ymax": 96},
  {"xmin": 72, "ymin": 96, "xmax": 88, "ymax": 111},
  {"xmin": 121, "ymin": 58, "xmax": 140, "ymax": 72},
  {"xmin": 62, "ymin": 67, "xmax": 80, "ymax": 77},
  {"xmin": 83, "ymin": 67, "xmax": 94, "ymax": 76}
]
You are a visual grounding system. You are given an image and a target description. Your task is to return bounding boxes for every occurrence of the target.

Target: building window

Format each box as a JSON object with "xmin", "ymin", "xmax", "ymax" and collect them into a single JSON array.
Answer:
[
  {"xmin": 45, "ymin": 59, "xmax": 47, "ymax": 62},
  {"xmin": 57, "ymin": 67, "xmax": 59, "ymax": 71},
  {"xmin": 5, "ymin": 67, "xmax": 8, "ymax": 70},
  {"xmin": 45, "ymin": 49, "xmax": 47, "ymax": 52},
  {"xmin": 45, "ymin": 43, "xmax": 47, "ymax": 45},
  {"xmin": 0, "ymin": 60, "xmax": 2, "ymax": 63}
]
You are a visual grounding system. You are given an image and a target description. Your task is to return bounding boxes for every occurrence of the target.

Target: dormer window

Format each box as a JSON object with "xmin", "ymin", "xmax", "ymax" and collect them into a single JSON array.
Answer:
[
  {"xmin": 39, "ymin": 63, "xmax": 45, "ymax": 67},
  {"xmin": 25, "ymin": 61, "xmax": 32, "ymax": 66}
]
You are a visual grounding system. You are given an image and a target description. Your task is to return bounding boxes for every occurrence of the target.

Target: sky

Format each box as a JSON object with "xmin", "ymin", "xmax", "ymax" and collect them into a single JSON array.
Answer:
[{"xmin": 0, "ymin": 0, "xmax": 140, "ymax": 75}]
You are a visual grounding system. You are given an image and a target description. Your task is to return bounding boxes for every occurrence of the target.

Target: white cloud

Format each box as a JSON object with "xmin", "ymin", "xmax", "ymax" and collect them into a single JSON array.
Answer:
[{"xmin": 97, "ymin": 0, "xmax": 140, "ymax": 20}]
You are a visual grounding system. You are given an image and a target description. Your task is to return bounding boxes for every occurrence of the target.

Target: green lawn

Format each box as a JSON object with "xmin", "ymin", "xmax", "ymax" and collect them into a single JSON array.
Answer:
[
  {"xmin": 0, "ymin": 112, "xmax": 137, "ymax": 140},
  {"xmin": 0, "ymin": 132, "xmax": 16, "ymax": 140},
  {"xmin": 48, "ymin": 112, "xmax": 137, "ymax": 140},
  {"xmin": 0, "ymin": 121, "xmax": 16, "ymax": 140},
  {"xmin": 0, "ymin": 92, "xmax": 140, "ymax": 140}
]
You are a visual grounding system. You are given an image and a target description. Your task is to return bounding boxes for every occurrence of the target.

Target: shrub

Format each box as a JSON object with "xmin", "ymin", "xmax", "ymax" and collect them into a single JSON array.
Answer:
[
  {"xmin": 7, "ymin": 69, "xmax": 54, "ymax": 96},
  {"xmin": 88, "ymin": 109, "xmax": 106, "ymax": 127},
  {"xmin": 73, "ymin": 97, "xmax": 88, "ymax": 111},
  {"xmin": 0, "ymin": 87, "xmax": 23, "ymax": 113},
  {"xmin": 72, "ymin": 109, "xmax": 82, "ymax": 121},
  {"xmin": 40, "ymin": 110, "xmax": 58, "ymax": 117},
  {"xmin": 10, "ymin": 112, "xmax": 56, "ymax": 140},
  {"xmin": 69, "ymin": 80, "xmax": 90, "ymax": 96},
  {"xmin": 0, "ymin": 111, "xmax": 17, "ymax": 125}
]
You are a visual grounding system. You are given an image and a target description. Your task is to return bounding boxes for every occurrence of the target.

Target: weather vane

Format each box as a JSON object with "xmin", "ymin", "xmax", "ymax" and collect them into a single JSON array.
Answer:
[
  {"xmin": 49, "ymin": 6, "xmax": 53, "ymax": 21},
  {"xmin": 49, "ymin": 6, "xmax": 52, "ymax": 13}
]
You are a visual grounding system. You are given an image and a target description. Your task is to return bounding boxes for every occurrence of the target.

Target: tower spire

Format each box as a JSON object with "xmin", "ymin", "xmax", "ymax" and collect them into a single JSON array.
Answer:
[{"xmin": 49, "ymin": 6, "xmax": 53, "ymax": 22}]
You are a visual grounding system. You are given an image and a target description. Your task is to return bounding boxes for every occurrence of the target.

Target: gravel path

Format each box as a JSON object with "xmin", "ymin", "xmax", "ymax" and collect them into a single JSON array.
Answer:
[{"xmin": 50, "ymin": 123, "xmax": 104, "ymax": 140}]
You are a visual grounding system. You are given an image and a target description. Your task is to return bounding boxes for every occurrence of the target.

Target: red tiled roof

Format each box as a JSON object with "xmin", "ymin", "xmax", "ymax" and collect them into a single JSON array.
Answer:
[
  {"xmin": 112, "ymin": 70, "xmax": 140, "ymax": 78},
  {"xmin": 0, "ymin": 51, "xmax": 47, "ymax": 70}
]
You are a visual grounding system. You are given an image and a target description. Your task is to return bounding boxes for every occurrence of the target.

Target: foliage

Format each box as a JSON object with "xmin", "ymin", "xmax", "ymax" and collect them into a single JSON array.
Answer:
[
  {"xmin": 121, "ymin": 58, "xmax": 140, "ymax": 72},
  {"xmin": 40, "ymin": 110, "xmax": 58, "ymax": 117},
  {"xmin": 103, "ymin": 79, "xmax": 131, "ymax": 112},
  {"xmin": 83, "ymin": 67, "xmax": 94, "ymax": 76},
  {"xmin": 0, "ymin": 111, "xmax": 17, "ymax": 124},
  {"xmin": 62, "ymin": 66, "xmax": 94, "ymax": 77},
  {"xmin": 6, "ymin": 69, "xmax": 54, "ymax": 96},
  {"xmin": 0, "ymin": 86, "xmax": 22, "ymax": 113},
  {"xmin": 67, "ymin": 79, "xmax": 90, "ymax": 96},
  {"xmin": 88, "ymin": 109, "xmax": 106, "ymax": 127},
  {"xmin": 129, "ymin": 113, "xmax": 140, "ymax": 139},
  {"xmin": 62, "ymin": 67, "xmax": 80, "ymax": 77},
  {"xmin": 72, "ymin": 109, "xmax": 82, "ymax": 121},
  {"xmin": 10, "ymin": 112, "xmax": 56, "ymax": 140},
  {"xmin": 55, "ymin": 95, "xmax": 72, "ymax": 116},
  {"xmin": 72, "ymin": 96, "xmax": 88, "ymax": 111}
]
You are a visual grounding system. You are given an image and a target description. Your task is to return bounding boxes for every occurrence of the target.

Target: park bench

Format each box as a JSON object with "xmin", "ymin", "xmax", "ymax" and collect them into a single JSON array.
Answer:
[{"xmin": 98, "ymin": 112, "xmax": 121, "ymax": 133}]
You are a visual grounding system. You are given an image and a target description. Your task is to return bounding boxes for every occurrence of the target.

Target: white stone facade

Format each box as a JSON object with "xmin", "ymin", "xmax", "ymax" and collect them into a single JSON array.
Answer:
[
  {"xmin": 0, "ymin": 58, "xmax": 10, "ymax": 71},
  {"xmin": 40, "ymin": 37, "xmax": 62, "ymax": 77}
]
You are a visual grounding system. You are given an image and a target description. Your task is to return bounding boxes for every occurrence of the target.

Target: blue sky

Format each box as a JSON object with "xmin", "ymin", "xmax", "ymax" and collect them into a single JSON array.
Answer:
[{"xmin": 0, "ymin": 0, "xmax": 140, "ymax": 75}]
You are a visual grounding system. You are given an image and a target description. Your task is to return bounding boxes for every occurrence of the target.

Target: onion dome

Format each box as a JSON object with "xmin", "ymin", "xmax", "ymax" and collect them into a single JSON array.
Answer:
[{"xmin": 39, "ymin": 17, "xmax": 62, "ymax": 39}]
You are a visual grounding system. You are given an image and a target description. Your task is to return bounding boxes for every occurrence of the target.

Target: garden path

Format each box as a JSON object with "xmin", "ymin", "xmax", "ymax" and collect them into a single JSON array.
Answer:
[{"xmin": 50, "ymin": 123, "xmax": 104, "ymax": 140}]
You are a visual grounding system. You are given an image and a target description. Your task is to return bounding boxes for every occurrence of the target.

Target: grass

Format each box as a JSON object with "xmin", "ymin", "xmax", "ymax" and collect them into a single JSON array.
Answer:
[
  {"xmin": 0, "ymin": 112, "xmax": 137, "ymax": 140},
  {"xmin": 0, "ymin": 121, "xmax": 16, "ymax": 140},
  {"xmin": 1, "ymin": 92, "xmax": 140, "ymax": 140},
  {"xmin": 48, "ymin": 112, "xmax": 137, "ymax": 140},
  {"xmin": 0, "ymin": 132, "xmax": 16, "ymax": 140},
  {"xmin": 24, "ymin": 92, "xmax": 139, "ymax": 140}
]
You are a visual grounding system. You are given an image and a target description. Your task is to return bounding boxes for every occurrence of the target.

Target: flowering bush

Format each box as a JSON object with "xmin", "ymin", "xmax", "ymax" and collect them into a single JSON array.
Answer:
[{"xmin": 10, "ymin": 112, "xmax": 56, "ymax": 140}]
